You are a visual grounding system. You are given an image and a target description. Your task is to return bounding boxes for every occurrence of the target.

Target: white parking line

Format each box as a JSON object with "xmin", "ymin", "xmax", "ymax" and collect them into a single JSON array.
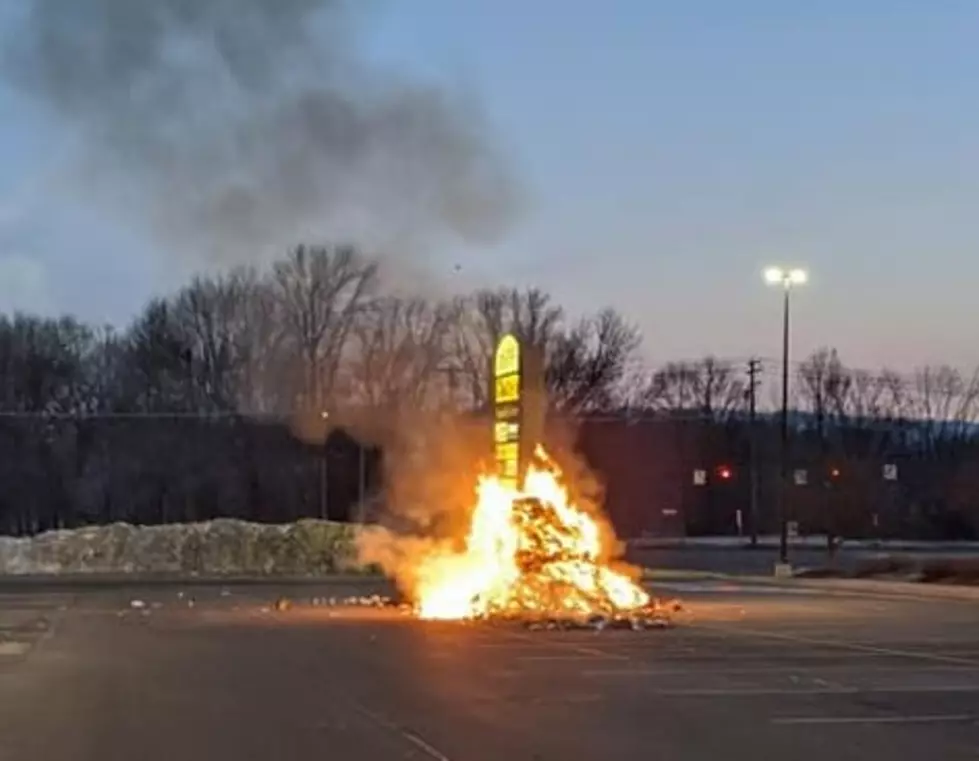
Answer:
[
  {"xmin": 348, "ymin": 699, "xmax": 452, "ymax": 761},
  {"xmin": 580, "ymin": 663, "xmax": 979, "ymax": 677},
  {"xmin": 694, "ymin": 624, "xmax": 979, "ymax": 667},
  {"xmin": 655, "ymin": 582, "xmax": 811, "ymax": 594},
  {"xmin": 491, "ymin": 628, "xmax": 627, "ymax": 661},
  {"xmin": 642, "ymin": 685, "xmax": 979, "ymax": 696},
  {"xmin": 517, "ymin": 655, "xmax": 612, "ymax": 662},
  {"xmin": 771, "ymin": 714, "xmax": 975, "ymax": 726},
  {"xmin": 0, "ymin": 641, "xmax": 31, "ymax": 656},
  {"xmin": 401, "ymin": 730, "xmax": 452, "ymax": 761}
]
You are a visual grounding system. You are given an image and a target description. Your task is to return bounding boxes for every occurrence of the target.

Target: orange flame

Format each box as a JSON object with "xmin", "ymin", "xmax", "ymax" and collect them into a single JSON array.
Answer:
[{"xmin": 415, "ymin": 448, "xmax": 649, "ymax": 620}]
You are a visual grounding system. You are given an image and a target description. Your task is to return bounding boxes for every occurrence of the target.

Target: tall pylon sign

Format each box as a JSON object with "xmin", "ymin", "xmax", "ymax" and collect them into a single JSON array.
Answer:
[{"xmin": 491, "ymin": 333, "xmax": 545, "ymax": 488}]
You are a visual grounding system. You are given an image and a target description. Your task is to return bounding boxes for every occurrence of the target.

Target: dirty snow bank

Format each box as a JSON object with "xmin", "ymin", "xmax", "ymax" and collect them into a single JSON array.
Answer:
[{"xmin": 0, "ymin": 519, "xmax": 365, "ymax": 576}]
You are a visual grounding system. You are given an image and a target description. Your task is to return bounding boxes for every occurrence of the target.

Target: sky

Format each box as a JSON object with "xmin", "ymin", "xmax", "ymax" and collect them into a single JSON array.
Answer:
[{"xmin": 1, "ymin": 1, "xmax": 978, "ymax": 373}]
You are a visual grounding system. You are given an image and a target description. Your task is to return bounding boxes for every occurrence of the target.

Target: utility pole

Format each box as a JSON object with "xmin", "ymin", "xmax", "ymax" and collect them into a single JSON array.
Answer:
[
  {"xmin": 319, "ymin": 451, "xmax": 328, "ymax": 520},
  {"xmin": 747, "ymin": 358, "xmax": 762, "ymax": 547},
  {"xmin": 319, "ymin": 410, "xmax": 330, "ymax": 521},
  {"xmin": 357, "ymin": 442, "xmax": 367, "ymax": 523}
]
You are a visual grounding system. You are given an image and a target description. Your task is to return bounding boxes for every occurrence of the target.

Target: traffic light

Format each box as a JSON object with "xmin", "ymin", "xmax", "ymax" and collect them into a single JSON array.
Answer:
[{"xmin": 716, "ymin": 464, "xmax": 733, "ymax": 481}]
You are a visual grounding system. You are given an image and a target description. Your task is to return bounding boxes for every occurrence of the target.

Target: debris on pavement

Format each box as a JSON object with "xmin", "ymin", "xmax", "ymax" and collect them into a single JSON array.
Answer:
[
  {"xmin": 339, "ymin": 594, "xmax": 393, "ymax": 607},
  {"xmin": 514, "ymin": 597, "xmax": 681, "ymax": 632}
]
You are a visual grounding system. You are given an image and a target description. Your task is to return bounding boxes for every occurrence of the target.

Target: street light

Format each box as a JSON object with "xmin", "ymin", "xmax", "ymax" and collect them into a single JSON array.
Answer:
[
  {"xmin": 764, "ymin": 267, "xmax": 807, "ymax": 286},
  {"xmin": 764, "ymin": 266, "xmax": 807, "ymax": 572}
]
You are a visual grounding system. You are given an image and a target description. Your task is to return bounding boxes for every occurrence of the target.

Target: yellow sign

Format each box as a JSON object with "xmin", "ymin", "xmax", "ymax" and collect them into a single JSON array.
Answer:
[
  {"xmin": 493, "ymin": 333, "xmax": 522, "ymax": 484},
  {"xmin": 494, "ymin": 421, "xmax": 517, "ymax": 443},
  {"xmin": 496, "ymin": 442, "xmax": 518, "ymax": 462},
  {"xmin": 495, "ymin": 374, "xmax": 520, "ymax": 404},
  {"xmin": 495, "ymin": 404, "xmax": 519, "ymax": 420},
  {"xmin": 496, "ymin": 442, "xmax": 519, "ymax": 478},
  {"xmin": 494, "ymin": 334, "xmax": 520, "ymax": 378}
]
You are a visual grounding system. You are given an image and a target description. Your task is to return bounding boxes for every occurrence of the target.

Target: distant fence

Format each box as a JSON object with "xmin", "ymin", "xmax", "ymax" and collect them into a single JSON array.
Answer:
[
  {"xmin": 1, "ymin": 411, "xmax": 977, "ymax": 541},
  {"xmin": 573, "ymin": 415, "xmax": 979, "ymax": 541},
  {"xmin": 0, "ymin": 413, "xmax": 381, "ymax": 536}
]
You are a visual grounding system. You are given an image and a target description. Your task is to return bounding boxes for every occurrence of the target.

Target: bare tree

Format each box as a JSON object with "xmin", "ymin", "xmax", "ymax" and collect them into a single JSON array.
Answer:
[
  {"xmin": 269, "ymin": 245, "xmax": 378, "ymax": 412},
  {"xmin": 346, "ymin": 295, "xmax": 455, "ymax": 413},
  {"xmin": 642, "ymin": 357, "xmax": 746, "ymax": 419},
  {"xmin": 797, "ymin": 349, "xmax": 847, "ymax": 420},
  {"xmin": 447, "ymin": 288, "xmax": 639, "ymax": 413},
  {"xmin": 174, "ymin": 271, "xmax": 248, "ymax": 411},
  {"xmin": 796, "ymin": 348, "xmax": 906, "ymax": 455},
  {"xmin": 842, "ymin": 369, "xmax": 904, "ymax": 425},
  {"xmin": 902, "ymin": 365, "xmax": 979, "ymax": 455},
  {"xmin": 0, "ymin": 314, "xmax": 108, "ymax": 531},
  {"xmin": 449, "ymin": 287, "xmax": 563, "ymax": 407},
  {"xmin": 0, "ymin": 314, "xmax": 98, "ymax": 413},
  {"xmin": 546, "ymin": 308, "xmax": 640, "ymax": 413},
  {"xmin": 121, "ymin": 299, "xmax": 196, "ymax": 412}
]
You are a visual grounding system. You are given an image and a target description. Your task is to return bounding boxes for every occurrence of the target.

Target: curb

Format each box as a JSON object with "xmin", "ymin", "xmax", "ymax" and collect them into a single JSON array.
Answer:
[
  {"xmin": 642, "ymin": 569, "xmax": 726, "ymax": 582},
  {"xmin": 785, "ymin": 576, "xmax": 979, "ymax": 602},
  {"xmin": 642, "ymin": 568, "xmax": 979, "ymax": 602}
]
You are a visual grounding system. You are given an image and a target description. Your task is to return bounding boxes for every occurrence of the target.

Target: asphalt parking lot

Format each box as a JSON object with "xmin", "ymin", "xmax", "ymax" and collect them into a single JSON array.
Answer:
[{"xmin": 0, "ymin": 578, "xmax": 977, "ymax": 760}]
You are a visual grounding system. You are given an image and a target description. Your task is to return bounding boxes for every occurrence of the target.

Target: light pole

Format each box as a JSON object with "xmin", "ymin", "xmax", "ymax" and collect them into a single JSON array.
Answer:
[
  {"xmin": 319, "ymin": 410, "xmax": 330, "ymax": 521},
  {"xmin": 764, "ymin": 266, "xmax": 807, "ymax": 572}
]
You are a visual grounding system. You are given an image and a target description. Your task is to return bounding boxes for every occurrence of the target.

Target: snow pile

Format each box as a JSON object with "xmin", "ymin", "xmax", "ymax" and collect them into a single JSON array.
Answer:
[{"xmin": 0, "ymin": 519, "xmax": 364, "ymax": 576}]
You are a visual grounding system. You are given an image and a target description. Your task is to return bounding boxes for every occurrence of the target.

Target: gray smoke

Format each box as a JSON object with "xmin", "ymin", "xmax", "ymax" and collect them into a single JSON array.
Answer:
[{"xmin": 4, "ymin": 0, "xmax": 517, "ymax": 261}]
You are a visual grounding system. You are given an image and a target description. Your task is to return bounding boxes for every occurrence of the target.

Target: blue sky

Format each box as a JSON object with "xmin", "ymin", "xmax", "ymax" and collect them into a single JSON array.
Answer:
[{"xmin": 2, "ymin": 1, "xmax": 978, "ymax": 371}]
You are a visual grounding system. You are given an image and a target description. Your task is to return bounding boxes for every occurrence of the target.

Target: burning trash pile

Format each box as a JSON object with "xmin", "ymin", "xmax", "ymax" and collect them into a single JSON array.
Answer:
[{"xmin": 365, "ymin": 447, "xmax": 678, "ymax": 629}]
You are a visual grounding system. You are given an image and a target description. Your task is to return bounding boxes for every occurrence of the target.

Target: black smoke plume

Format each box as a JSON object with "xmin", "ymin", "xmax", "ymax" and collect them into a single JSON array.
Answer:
[{"xmin": 4, "ymin": 0, "xmax": 517, "ymax": 260}]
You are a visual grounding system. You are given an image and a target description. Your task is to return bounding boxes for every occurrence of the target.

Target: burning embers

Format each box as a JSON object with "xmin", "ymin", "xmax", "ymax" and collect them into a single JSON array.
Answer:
[{"xmin": 411, "ymin": 447, "xmax": 667, "ymax": 625}]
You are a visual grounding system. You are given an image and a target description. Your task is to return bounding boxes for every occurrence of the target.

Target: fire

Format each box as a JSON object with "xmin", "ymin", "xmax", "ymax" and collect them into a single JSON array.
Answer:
[{"xmin": 414, "ymin": 447, "xmax": 649, "ymax": 621}]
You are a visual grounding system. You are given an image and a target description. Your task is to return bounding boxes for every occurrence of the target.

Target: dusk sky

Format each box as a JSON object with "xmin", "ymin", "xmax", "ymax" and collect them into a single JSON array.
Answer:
[{"xmin": 1, "ymin": 1, "xmax": 977, "ymax": 372}]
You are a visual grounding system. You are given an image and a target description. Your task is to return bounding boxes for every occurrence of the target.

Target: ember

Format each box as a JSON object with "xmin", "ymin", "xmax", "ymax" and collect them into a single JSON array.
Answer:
[{"xmin": 413, "ymin": 447, "xmax": 652, "ymax": 622}]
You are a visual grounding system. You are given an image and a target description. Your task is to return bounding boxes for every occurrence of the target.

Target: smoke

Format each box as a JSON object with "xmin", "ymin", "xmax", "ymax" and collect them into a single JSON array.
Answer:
[
  {"xmin": 356, "ymin": 527, "xmax": 452, "ymax": 600},
  {"xmin": 3, "ymin": 0, "xmax": 518, "ymax": 262},
  {"xmin": 354, "ymin": 408, "xmax": 487, "ymax": 596}
]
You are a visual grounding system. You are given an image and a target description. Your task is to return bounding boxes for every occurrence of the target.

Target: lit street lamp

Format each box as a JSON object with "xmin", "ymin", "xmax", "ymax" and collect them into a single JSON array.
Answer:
[{"xmin": 764, "ymin": 267, "xmax": 807, "ymax": 572}]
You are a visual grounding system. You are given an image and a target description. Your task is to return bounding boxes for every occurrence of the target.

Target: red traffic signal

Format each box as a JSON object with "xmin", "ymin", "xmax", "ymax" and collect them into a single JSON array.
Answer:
[
  {"xmin": 829, "ymin": 466, "xmax": 841, "ymax": 479},
  {"xmin": 716, "ymin": 465, "xmax": 733, "ymax": 480}
]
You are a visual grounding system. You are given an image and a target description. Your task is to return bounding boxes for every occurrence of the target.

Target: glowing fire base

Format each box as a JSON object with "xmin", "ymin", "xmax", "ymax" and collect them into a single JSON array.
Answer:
[{"xmin": 411, "ymin": 448, "xmax": 677, "ymax": 626}]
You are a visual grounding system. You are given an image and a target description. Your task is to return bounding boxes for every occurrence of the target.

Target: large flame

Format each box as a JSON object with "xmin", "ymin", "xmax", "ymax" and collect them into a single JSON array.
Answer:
[{"xmin": 414, "ymin": 448, "xmax": 649, "ymax": 620}]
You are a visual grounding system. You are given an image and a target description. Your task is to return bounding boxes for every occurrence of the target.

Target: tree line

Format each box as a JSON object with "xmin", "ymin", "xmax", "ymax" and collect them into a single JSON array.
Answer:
[
  {"xmin": 0, "ymin": 245, "xmax": 642, "ymax": 534},
  {"xmin": 631, "ymin": 350, "xmax": 979, "ymax": 540},
  {"xmin": 1, "ymin": 244, "xmax": 977, "ymax": 537}
]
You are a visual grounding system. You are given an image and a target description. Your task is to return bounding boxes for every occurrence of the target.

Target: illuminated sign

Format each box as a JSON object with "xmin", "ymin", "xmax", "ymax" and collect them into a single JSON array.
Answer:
[
  {"xmin": 494, "ymin": 421, "xmax": 519, "ymax": 444},
  {"xmin": 493, "ymin": 334, "xmax": 522, "ymax": 486},
  {"xmin": 494, "ymin": 334, "xmax": 520, "ymax": 378},
  {"xmin": 495, "ymin": 374, "xmax": 519, "ymax": 404}
]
